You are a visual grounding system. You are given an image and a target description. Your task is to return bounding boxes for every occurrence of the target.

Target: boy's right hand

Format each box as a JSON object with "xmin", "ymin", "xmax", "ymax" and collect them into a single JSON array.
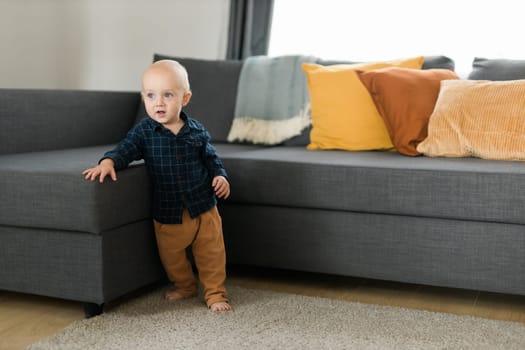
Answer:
[{"xmin": 82, "ymin": 158, "xmax": 117, "ymax": 183}]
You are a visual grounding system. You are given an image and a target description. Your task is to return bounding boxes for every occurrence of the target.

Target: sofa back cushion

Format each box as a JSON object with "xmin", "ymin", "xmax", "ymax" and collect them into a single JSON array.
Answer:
[
  {"xmin": 317, "ymin": 55, "xmax": 455, "ymax": 71},
  {"xmin": 0, "ymin": 89, "xmax": 140, "ymax": 155},
  {"xmin": 467, "ymin": 57, "xmax": 525, "ymax": 80},
  {"xmin": 134, "ymin": 54, "xmax": 243, "ymax": 143},
  {"xmin": 136, "ymin": 55, "xmax": 454, "ymax": 147}
]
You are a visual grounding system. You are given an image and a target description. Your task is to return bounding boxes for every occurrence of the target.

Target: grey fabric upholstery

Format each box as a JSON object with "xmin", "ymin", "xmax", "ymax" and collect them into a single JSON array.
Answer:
[
  {"xmin": 422, "ymin": 55, "xmax": 455, "ymax": 70},
  {"xmin": 468, "ymin": 57, "xmax": 525, "ymax": 80},
  {"xmin": 0, "ymin": 221, "xmax": 164, "ymax": 304},
  {"xmin": 221, "ymin": 204, "xmax": 525, "ymax": 296},
  {"xmin": 213, "ymin": 143, "xmax": 265, "ymax": 156},
  {"xmin": 221, "ymin": 147, "xmax": 525, "ymax": 225},
  {"xmin": 0, "ymin": 146, "xmax": 151, "ymax": 233},
  {"xmin": 0, "ymin": 89, "xmax": 140, "ymax": 155}
]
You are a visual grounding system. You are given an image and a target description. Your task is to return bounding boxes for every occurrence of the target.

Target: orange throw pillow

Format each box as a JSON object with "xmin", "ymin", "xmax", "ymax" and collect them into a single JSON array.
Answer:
[{"xmin": 357, "ymin": 67, "xmax": 458, "ymax": 156}]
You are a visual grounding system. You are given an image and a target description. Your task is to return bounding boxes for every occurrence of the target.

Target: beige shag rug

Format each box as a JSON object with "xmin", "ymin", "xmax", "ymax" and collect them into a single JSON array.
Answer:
[{"xmin": 27, "ymin": 285, "xmax": 525, "ymax": 350}]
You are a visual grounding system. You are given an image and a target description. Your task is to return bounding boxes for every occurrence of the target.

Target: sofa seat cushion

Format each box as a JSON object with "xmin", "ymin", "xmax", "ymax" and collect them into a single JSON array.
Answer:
[
  {"xmin": 0, "ymin": 145, "xmax": 151, "ymax": 234},
  {"xmin": 213, "ymin": 143, "xmax": 267, "ymax": 157},
  {"xmin": 221, "ymin": 147, "xmax": 525, "ymax": 225}
]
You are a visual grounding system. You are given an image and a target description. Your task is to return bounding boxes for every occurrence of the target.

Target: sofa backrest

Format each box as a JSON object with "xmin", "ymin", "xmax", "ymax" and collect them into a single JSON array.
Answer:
[
  {"xmin": 317, "ymin": 55, "xmax": 455, "ymax": 70},
  {"xmin": 0, "ymin": 89, "xmax": 141, "ymax": 155},
  {"xmin": 141, "ymin": 54, "xmax": 455, "ymax": 146}
]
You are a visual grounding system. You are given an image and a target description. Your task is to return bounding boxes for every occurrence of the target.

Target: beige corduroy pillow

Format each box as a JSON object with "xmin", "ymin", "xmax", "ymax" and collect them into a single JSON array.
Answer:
[{"xmin": 417, "ymin": 79, "xmax": 525, "ymax": 161}]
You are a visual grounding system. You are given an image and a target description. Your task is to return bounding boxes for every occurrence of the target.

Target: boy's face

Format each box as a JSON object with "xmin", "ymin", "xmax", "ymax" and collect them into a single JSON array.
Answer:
[{"xmin": 141, "ymin": 66, "xmax": 191, "ymax": 127}]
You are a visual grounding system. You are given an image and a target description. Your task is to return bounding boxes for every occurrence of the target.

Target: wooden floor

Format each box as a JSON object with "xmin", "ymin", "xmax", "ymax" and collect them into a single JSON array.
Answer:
[{"xmin": 2, "ymin": 265, "xmax": 525, "ymax": 350}]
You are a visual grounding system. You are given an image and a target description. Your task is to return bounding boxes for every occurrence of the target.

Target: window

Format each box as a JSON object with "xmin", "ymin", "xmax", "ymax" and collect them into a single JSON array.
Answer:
[{"xmin": 268, "ymin": 0, "xmax": 524, "ymax": 77}]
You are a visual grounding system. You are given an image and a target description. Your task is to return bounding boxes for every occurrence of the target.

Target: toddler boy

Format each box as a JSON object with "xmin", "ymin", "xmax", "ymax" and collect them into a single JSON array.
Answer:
[{"xmin": 83, "ymin": 60, "xmax": 231, "ymax": 312}]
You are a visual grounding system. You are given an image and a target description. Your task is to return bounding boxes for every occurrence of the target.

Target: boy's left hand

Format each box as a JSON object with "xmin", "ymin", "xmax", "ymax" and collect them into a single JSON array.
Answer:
[{"xmin": 212, "ymin": 176, "xmax": 230, "ymax": 199}]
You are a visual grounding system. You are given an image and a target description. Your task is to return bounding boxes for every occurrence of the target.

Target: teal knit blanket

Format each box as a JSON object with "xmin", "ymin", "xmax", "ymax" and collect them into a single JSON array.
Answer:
[{"xmin": 227, "ymin": 55, "xmax": 317, "ymax": 145}]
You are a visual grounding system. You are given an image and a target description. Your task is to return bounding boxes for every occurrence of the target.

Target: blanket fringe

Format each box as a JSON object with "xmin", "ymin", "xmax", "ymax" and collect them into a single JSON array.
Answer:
[{"xmin": 227, "ymin": 104, "xmax": 311, "ymax": 145}]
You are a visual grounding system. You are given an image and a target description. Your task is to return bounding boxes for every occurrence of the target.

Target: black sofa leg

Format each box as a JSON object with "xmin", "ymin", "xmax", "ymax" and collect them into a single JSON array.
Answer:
[{"xmin": 83, "ymin": 302, "xmax": 104, "ymax": 318}]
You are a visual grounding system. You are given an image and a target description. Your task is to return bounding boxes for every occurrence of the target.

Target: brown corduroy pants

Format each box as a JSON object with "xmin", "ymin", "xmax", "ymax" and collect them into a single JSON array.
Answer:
[{"xmin": 153, "ymin": 206, "xmax": 227, "ymax": 307}]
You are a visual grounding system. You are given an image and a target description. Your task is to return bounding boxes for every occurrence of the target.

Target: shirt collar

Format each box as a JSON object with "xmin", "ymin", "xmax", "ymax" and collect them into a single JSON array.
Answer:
[{"xmin": 149, "ymin": 110, "xmax": 191, "ymax": 133}]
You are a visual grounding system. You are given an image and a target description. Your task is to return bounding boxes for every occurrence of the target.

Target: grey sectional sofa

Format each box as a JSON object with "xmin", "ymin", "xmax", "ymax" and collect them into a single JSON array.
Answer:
[
  {"xmin": 0, "ymin": 90, "xmax": 165, "ymax": 316},
  {"xmin": 2, "ymin": 55, "xmax": 525, "ymax": 317}
]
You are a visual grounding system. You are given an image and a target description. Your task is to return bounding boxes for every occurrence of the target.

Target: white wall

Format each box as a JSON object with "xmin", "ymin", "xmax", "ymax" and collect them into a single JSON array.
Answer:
[{"xmin": 0, "ymin": 0, "xmax": 230, "ymax": 91}]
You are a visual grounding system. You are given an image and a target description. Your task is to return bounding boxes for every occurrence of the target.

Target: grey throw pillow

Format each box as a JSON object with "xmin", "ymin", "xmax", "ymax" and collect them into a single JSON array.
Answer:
[{"xmin": 467, "ymin": 58, "xmax": 525, "ymax": 80}]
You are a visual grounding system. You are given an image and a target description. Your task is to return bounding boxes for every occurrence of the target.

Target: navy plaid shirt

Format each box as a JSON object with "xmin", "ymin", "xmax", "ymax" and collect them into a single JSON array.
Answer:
[{"xmin": 102, "ymin": 111, "xmax": 228, "ymax": 224}]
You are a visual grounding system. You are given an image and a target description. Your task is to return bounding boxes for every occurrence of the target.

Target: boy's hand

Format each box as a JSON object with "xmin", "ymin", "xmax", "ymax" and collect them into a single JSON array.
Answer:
[
  {"xmin": 82, "ymin": 158, "xmax": 117, "ymax": 183},
  {"xmin": 212, "ymin": 176, "xmax": 230, "ymax": 199}
]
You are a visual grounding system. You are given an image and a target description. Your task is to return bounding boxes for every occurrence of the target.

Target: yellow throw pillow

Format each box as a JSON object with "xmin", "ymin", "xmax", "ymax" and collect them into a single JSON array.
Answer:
[
  {"xmin": 417, "ymin": 79, "xmax": 525, "ymax": 161},
  {"xmin": 302, "ymin": 56, "xmax": 424, "ymax": 151}
]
